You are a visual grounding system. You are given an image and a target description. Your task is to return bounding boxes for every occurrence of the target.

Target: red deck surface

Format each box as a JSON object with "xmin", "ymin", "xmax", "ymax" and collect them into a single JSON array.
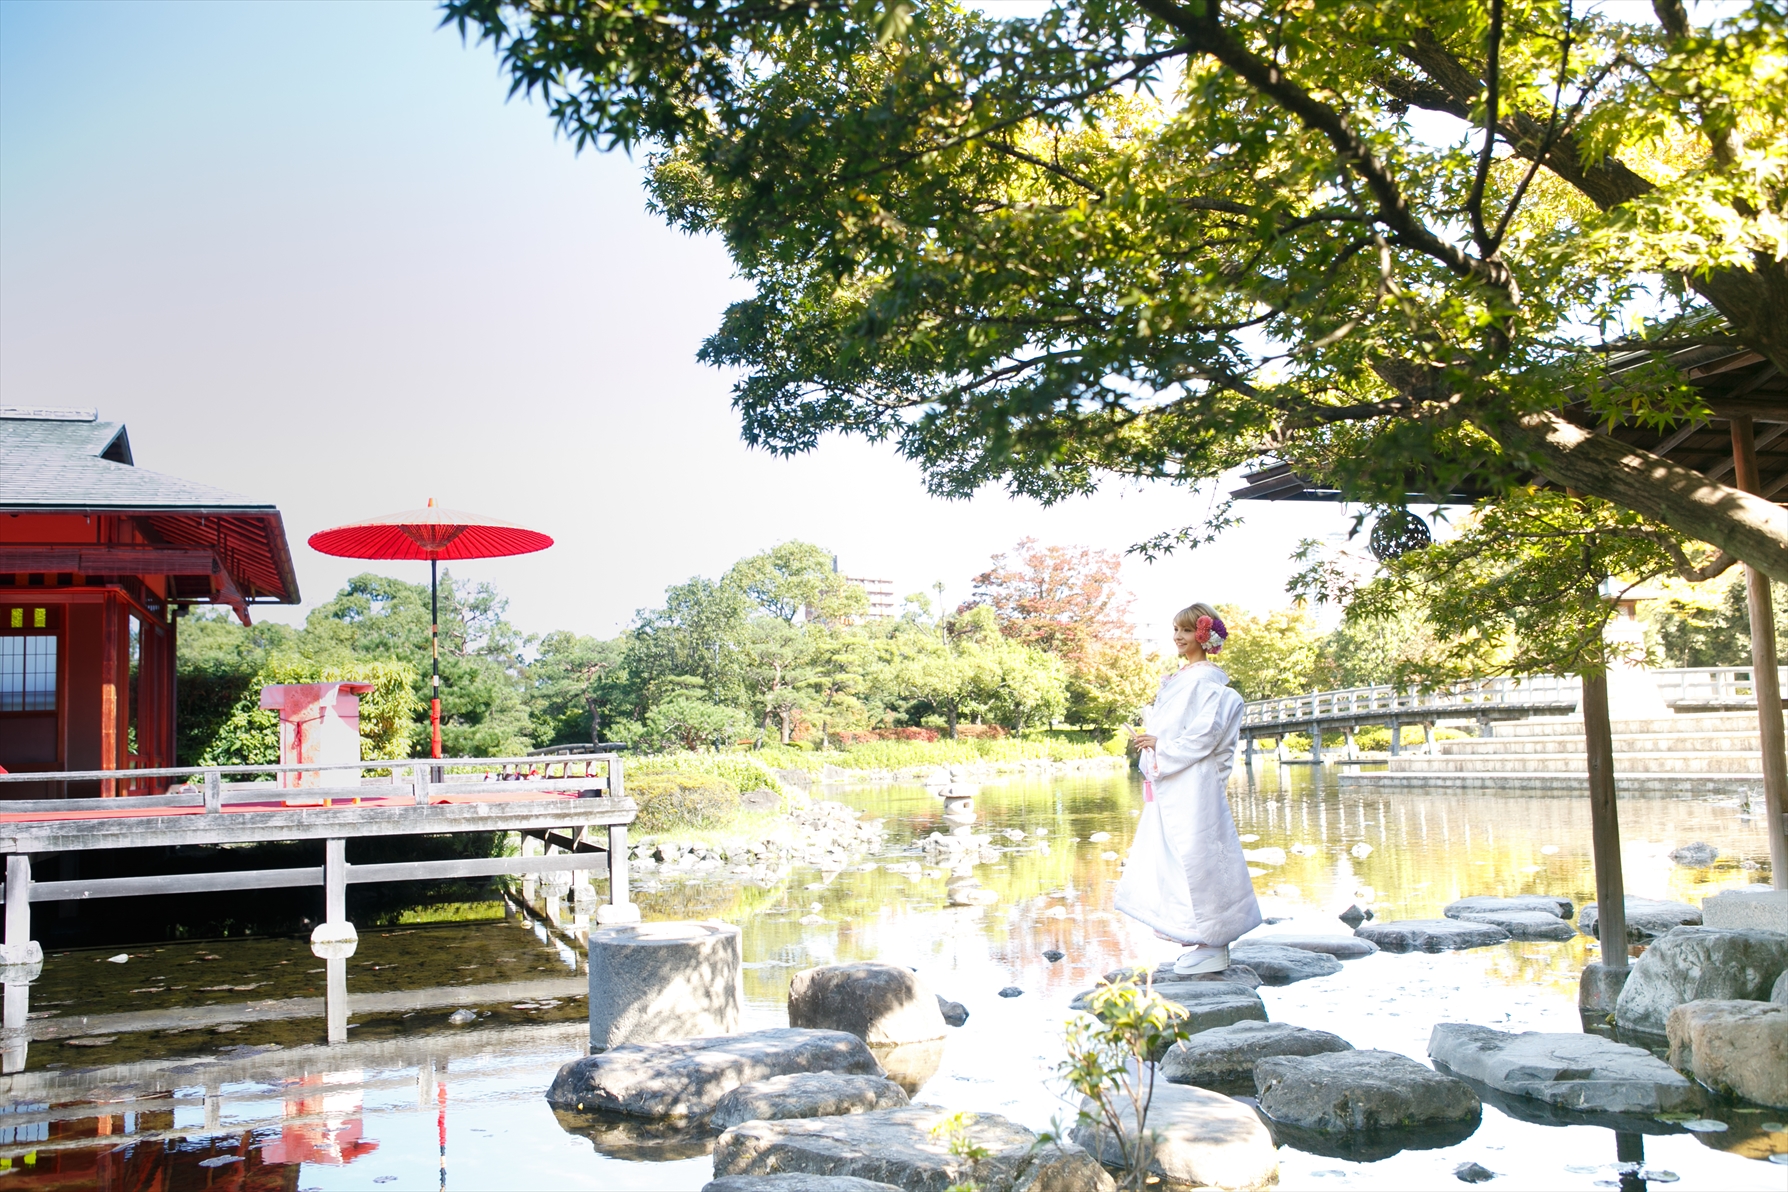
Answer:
[{"xmin": 0, "ymin": 788, "xmax": 586, "ymax": 824}]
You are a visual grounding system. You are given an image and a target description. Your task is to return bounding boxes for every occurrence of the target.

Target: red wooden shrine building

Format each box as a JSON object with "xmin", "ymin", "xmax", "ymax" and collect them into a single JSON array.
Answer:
[{"xmin": 0, "ymin": 406, "xmax": 299, "ymax": 795}]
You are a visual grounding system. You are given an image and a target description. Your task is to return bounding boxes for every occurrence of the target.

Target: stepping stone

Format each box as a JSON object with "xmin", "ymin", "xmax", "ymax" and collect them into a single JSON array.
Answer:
[
  {"xmin": 1161, "ymin": 1020, "xmax": 1353, "ymax": 1093},
  {"xmin": 1667, "ymin": 999, "xmax": 1788, "ymax": 1110},
  {"xmin": 705, "ymin": 1178, "xmax": 901, "ymax": 1192},
  {"xmin": 1072, "ymin": 979, "xmax": 1267, "ymax": 1039},
  {"xmin": 935, "ymin": 996, "xmax": 968, "ymax": 1027},
  {"xmin": 1246, "ymin": 935, "xmax": 1378, "ymax": 959},
  {"xmin": 1449, "ymin": 910, "xmax": 1576, "ymax": 941},
  {"xmin": 709, "ymin": 1073, "xmax": 910, "ymax": 1130},
  {"xmin": 1104, "ymin": 962, "xmax": 1262, "ymax": 990},
  {"xmin": 1072, "ymin": 1081, "xmax": 1278, "ymax": 1189},
  {"xmin": 1255, "ymin": 1050, "xmax": 1481, "ymax": 1134},
  {"xmin": 1615, "ymin": 926, "xmax": 1788, "ymax": 1035},
  {"xmin": 712, "ymin": 1105, "xmax": 1114, "ymax": 1192},
  {"xmin": 789, "ymin": 964, "xmax": 946, "ymax": 1047},
  {"xmin": 1578, "ymin": 898, "xmax": 1702, "ymax": 944},
  {"xmin": 1427, "ymin": 1024, "xmax": 1698, "ymax": 1115},
  {"xmin": 1444, "ymin": 895, "xmax": 1573, "ymax": 920},
  {"xmin": 1668, "ymin": 842, "xmax": 1718, "ymax": 868},
  {"xmin": 546, "ymin": 1028, "xmax": 883, "ymax": 1119},
  {"xmin": 1228, "ymin": 943, "xmax": 1343, "ymax": 985},
  {"xmin": 1354, "ymin": 920, "xmax": 1510, "ymax": 953}
]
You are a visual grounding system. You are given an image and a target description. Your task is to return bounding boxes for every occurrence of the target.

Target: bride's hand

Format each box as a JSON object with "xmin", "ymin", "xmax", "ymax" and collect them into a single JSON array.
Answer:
[{"xmin": 1133, "ymin": 734, "xmax": 1158, "ymax": 750}]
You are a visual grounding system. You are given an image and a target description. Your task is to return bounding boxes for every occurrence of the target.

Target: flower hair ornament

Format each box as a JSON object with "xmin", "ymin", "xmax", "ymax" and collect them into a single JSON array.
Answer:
[{"xmin": 1194, "ymin": 614, "xmax": 1227, "ymax": 655}]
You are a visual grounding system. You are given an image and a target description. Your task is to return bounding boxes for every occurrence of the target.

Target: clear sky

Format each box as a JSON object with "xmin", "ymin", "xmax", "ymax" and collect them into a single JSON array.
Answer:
[{"xmin": 1, "ymin": 0, "xmax": 1367, "ymax": 653}]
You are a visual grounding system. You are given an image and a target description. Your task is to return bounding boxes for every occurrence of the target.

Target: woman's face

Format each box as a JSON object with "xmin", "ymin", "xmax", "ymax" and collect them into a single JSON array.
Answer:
[{"xmin": 1172, "ymin": 621, "xmax": 1201, "ymax": 659}]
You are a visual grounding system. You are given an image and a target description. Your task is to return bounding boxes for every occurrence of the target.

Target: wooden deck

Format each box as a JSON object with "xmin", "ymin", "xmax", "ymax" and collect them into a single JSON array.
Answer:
[{"xmin": 0, "ymin": 755, "xmax": 637, "ymax": 1051}]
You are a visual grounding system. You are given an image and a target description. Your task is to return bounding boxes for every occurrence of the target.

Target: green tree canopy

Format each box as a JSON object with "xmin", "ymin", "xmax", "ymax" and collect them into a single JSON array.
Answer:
[{"xmin": 451, "ymin": 0, "xmax": 1788, "ymax": 580}]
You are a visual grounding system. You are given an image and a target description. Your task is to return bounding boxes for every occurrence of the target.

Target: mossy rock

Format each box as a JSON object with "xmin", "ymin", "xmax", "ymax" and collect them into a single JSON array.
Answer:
[{"xmin": 628, "ymin": 772, "xmax": 742, "ymax": 833}]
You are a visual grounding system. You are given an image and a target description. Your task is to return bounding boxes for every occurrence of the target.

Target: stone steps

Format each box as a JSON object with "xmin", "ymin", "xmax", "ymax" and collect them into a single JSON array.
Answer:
[
  {"xmin": 1439, "ymin": 735, "xmax": 1760, "ymax": 755},
  {"xmin": 1384, "ymin": 753, "xmax": 1762, "ymax": 774},
  {"xmin": 1491, "ymin": 713, "xmax": 1759, "ymax": 737}
]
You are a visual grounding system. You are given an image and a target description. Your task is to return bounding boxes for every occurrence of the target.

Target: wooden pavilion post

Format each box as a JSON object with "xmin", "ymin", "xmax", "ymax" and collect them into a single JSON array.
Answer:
[
  {"xmin": 1581, "ymin": 671, "xmax": 1628, "ymax": 969},
  {"xmin": 1729, "ymin": 415, "xmax": 1788, "ymax": 889}
]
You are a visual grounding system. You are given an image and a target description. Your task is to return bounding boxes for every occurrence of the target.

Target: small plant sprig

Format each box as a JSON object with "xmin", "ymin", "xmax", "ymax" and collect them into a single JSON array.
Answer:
[
  {"xmin": 929, "ymin": 1110, "xmax": 993, "ymax": 1192},
  {"xmin": 1054, "ymin": 973, "xmax": 1189, "ymax": 1191}
]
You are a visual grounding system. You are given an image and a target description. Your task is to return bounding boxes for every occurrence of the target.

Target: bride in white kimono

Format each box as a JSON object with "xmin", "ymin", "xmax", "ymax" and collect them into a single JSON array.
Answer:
[{"xmin": 1114, "ymin": 602, "xmax": 1262, "ymax": 974}]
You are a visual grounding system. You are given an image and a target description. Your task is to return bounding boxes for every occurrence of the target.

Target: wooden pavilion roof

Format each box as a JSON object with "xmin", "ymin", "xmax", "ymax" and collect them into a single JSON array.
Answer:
[{"xmin": 1231, "ymin": 347, "xmax": 1788, "ymax": 507}]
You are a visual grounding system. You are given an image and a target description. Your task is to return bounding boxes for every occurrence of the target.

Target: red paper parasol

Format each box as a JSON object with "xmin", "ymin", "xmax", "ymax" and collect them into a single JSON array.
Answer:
[{"xmin": 309, "ymin": 499, "xmax": 552, "ymax": 758}]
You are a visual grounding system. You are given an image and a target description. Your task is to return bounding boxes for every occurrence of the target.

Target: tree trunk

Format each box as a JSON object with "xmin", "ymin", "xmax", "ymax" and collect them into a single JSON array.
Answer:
[
  {"xmin": 778, "ymin": 709, "xmax": 793, "ymax": 745},
  {"xmin": 1581, "ymin": 670, "xmax": 1629, "ymax": 969},
  {"xmin": 946, "ymin": 705, "xmax": 959, "ymax": 740},
  {"xmin": 1493, "ymin": 410, "xmax": 1788, "ymax": 583}
]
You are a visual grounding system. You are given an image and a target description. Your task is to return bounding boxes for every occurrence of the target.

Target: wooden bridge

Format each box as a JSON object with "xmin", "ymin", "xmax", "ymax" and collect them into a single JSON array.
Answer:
[
  {"xmin": 0, "ymin": 754, "xmax": 636, "ymax": 1054},
  {"xmin": 1239, "ymin": 665, "xmax": 1788, "ymax": 762}
]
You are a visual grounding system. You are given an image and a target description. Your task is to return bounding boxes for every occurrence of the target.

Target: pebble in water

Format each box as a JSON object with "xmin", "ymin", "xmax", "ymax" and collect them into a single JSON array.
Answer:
[
  {"xmin": 997, "ymin": 986, "xmax": 1023, "ymax": 998},
  {"xmin": 1453, "ymin": 1161, "xmax": 1497, "ymax": 1183},
  {"xmin": 1101, "ymin": 851, "xmax": 1119, "ymax": 861},
  {"xmin": 1088, "ymin": 832, "xmax": 1111, "ymax": 843},
  {"xmin": 1638, "ymin": 1171, "xmax": 1679, "ymax": 1183},
  {"xmin": 1349, "ymin": 843, "xmax": 1373, "ymax": 858},
  {"xmin": 1033, "ymin": 828, "xmax": 1048, "ymax": 836},
  {"xmin": 448, "ymin": 1009, "xmax": 476, "ymax": 1026},
  {"xmin": 1678, "ymin": 1119, "xmax": 1728, "ymax": 1132},
  {"xmin": 105, "ymin": 954, "xmax": 129, "ymax": 964},
  {"xmin": 1042, "ymin": 950, "xmax": 1064, "ymax": 963}
]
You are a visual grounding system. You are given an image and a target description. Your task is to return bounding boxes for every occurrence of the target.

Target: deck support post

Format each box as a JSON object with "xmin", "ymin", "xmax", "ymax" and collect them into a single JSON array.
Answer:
[
  {"xmin": 1732, "ymin": 415, "xmax": 1788, "ymax": 890},
  {"xmin": 1309, "ymin": 721, "xmax": 1322, "ymax": 765},
  {"xmin": 1582, "ymin": 671, "xmax": 1628, "ymax": 969},
  {"xmin": 1244, "ymin": 734, "xmax": 1254, "ymax": 768},
  {"xmin": 1389, "ymin": 719, "xmax": 1401, "ymax": 756},
  {"xmin": 596, "ymin": 824, "xmax": 639, "ymax": 925},
  {"xmin": 311, "ymin": 838, "xmax": 356, "ymax": 1043},
  {"xmin": 2, "ymin": 856, "xmax": 38, "ymax": 967}
]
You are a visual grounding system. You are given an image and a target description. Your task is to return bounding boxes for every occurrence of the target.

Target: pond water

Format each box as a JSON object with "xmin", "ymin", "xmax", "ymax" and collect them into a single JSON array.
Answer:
[{"xmin": 2, "ymin": 765, "xmax": 1783, "ymax": 1191}]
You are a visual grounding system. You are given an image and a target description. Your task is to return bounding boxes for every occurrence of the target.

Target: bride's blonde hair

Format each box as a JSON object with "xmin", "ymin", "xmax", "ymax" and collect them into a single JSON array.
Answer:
[{"xmin": 1172, "ymin": 602, "xmax": 1221, "ymax": 631}]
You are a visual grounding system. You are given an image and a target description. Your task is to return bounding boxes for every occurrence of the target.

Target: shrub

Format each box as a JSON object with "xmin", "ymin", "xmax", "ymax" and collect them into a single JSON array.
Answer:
[
  {"xmin": 628, "ymin": 752, "xmax": 786, "ymax": 797},
  {"xmin": 626, "ymin": 772, "xmax": 742, "ymax": 834}
]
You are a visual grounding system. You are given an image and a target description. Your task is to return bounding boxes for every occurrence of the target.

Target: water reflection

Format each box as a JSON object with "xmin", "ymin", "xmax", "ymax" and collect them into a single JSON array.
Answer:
[{"xmin": 0, "ymin": 763, "xmax": 1780, "ymax": 1191}]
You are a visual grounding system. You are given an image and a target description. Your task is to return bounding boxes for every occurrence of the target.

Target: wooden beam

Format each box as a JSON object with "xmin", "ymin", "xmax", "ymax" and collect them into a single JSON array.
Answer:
[
  {"xmin": 25, "ymin": 866, "xmax": 323, "ymax": 901},
  {"xmin": 1731, "ymin": 415, "xmax": 1788, "ymax": 889},
  {"xmin": 1581, "ymin": 670, "xmax": 1628, "ymax": 968},
  {"xmin": 1707, "ymin": 421, "xmax": 1788, "ymax": 482},
  {"xmin": 0, "ymin": 546, "xmax": 219, "ymax": 574}
]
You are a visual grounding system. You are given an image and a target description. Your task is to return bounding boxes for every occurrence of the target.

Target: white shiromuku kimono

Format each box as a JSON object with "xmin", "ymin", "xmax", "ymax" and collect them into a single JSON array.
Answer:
[{"xmin": 1114, "ymin": 661, "xmax": 1262, "ymax": 947}]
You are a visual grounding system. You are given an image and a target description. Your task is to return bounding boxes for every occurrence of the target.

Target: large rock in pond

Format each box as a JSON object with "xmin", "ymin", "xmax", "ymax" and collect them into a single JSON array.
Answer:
[
  {"xmin": 1427, "ymin": 1023, "xmax": 1698, "ymax": 1115},
  {"xmin": 789, "ymin": 963, "xmax": 946, "ymax": 1048},
  {"xmin": 1449, "ymin": 910, "xmax": 1577, "ymax": 941},
  {"xmin": 1161, "ymin": 1020, "xmax": 1352, "ymax": 1092},
  {"xmin": 1254, "ymin": 1050, "xmax": 1481, "ymax": 1134},
  {"xmin": 1071, "ymin": 979, "xmax": 1267, "ymax": 1040},
  {"xmin": 712, "ymin": 1104, "xmax": 1115, "ymax": 1192},
  {"xmin": 546, "ymin": 1028, "xmax": 883, "ymax": 1119},
  {"xmin": 1354, "ymin": 919, "xmax": 1510, "ymax": 953},
  {"xmin": 1246, "ymin": 935, "xmax": 1378, "ymax": 959},
  {"xmin": 1667, "ymin": 999, "xmax": 1788, "ymax": 1110},
  {"xmin": 1072, "ymin": 1081, "xmax": 1278, "ymax": 1190},
  {"xmin": 1445, "ymin": 895, "xmax": 1574, "ymax": 921},
  {"xmin": 1227, "ymin": 943, "xmax": 1343, "ymax": 985},
  {"xmin": 706, "ymin": 1177, "xmax": 901, "ymax": 1192},
  {"xmin": 1614, "ymin": 926, "xmax": 1788, "ymax": 1035},
  {"xmin": 1578, "ymin": 898, "xmax": 1702, "ymax": 944},
  {"xmin": 710, "ymin": 1072, "xmax": 911, "ymax": 1131}
]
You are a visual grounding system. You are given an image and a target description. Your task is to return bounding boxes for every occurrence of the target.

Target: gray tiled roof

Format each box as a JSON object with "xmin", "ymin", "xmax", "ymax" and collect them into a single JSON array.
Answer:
[{"xmin": 1, "ymin": 409, "xmax": 273, "ymax": 511}]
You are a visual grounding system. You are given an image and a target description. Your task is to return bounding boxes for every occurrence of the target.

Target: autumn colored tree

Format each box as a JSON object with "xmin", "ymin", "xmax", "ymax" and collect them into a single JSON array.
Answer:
[{"xmin": 970, "ymin": 539, "xmax": 1134, "ymax": 661}]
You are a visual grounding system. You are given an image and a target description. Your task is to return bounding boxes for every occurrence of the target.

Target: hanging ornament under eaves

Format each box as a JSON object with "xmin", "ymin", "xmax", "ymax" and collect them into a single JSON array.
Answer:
[{"xmin": 1369, "ymin": 509, "xmax": 1432, "ymax": 562}]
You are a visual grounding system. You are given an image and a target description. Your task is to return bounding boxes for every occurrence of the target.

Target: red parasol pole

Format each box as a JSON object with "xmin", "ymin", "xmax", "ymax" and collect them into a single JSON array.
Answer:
[{"xmin": 430, "ymin": 556, "xmax": 442, "ymax": 760}]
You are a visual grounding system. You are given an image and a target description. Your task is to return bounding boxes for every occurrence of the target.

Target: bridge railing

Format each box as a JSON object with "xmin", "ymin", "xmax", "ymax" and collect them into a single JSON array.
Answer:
[
  {"xmin": 1242, "ymin": 674, "xmax": 1581, "ymax": 732},
  {"xmin": 1654, "ymin": 666, "xmax": 1788, "ymax": 709},
  {"xmin": 1242, "ymin": 665, "xmax": 1788, "ymax": 733}
]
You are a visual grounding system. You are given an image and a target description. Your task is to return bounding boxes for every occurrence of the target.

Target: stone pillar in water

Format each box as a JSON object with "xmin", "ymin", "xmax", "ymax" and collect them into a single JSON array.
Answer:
[{"xmin": 587, "ymin": 921, "xmax": 742, "ymax": 1050}]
